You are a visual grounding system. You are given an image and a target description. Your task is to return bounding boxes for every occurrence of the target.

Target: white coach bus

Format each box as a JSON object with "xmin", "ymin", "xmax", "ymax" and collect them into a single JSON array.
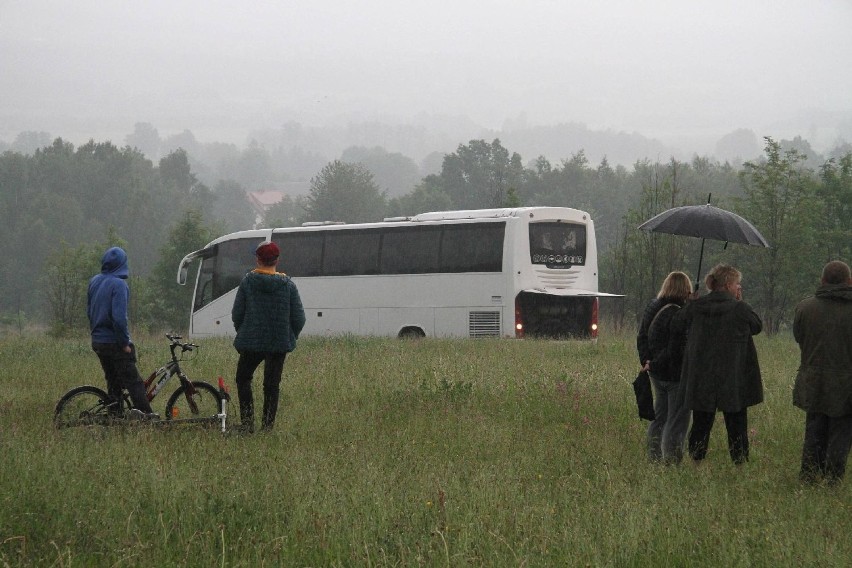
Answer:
[{"xmin": 177, "ymin": 207, "xmax": 619, "ymax": 340}]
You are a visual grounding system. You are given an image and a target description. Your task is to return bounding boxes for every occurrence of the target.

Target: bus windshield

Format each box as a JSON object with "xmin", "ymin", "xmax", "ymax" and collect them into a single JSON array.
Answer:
[{"xmin": 529, "ymin": 222, "xmax": 586, "ymax": 267}]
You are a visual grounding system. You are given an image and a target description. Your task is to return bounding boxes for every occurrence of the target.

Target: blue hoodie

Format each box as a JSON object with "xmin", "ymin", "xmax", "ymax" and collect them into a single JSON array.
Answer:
[{"xmin": 87, "ymin": 247, "xmax": 132, "ymax": 346}]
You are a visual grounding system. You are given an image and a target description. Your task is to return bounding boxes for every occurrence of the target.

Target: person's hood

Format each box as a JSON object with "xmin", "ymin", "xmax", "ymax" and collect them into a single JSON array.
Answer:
[
  {"xmin": 691, "ymin": 290, "xmax": 739, "ymax": 316},
  {"xmin": 246, "ymin": 270, "xmax": 288, "ymax": 293},
  {"xmin": 815, "ymin": 283, "xmax": 852, "ymax": 302},
  {"xmin": 101, "ymin": 247, "xmax": 129, "ymax": 279}
]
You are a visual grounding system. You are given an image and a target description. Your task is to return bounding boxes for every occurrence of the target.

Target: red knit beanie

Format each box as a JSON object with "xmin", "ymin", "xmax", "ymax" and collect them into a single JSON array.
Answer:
[{"xmin": 255, "ymin": 241, "xmax": 280, "ymax": 263}]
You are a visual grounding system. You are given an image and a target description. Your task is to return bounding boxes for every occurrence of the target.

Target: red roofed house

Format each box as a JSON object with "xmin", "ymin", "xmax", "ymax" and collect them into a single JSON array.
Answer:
[{"xmin": 247, "ymin": 190, "xmax": 286, "ymax": 225}]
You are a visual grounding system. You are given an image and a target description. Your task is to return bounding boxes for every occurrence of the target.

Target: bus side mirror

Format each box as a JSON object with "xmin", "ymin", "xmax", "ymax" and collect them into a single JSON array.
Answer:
[
  {"xmin": 177, "ymin": 247, "xmax": 211, "ymax": 285},
  {"xmin": 177, "ymin": 264, "xmax": 188, "ymax": 285}
]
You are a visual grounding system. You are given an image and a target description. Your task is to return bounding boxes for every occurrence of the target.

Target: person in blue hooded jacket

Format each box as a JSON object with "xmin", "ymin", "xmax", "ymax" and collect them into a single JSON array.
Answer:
[
  {"xmin": 87, "ymin": 246, "xmax": 156, "ymax": 418},
  {"xmin": 232, "ymin": 240, "xmax": 306, "ymax": 432}
]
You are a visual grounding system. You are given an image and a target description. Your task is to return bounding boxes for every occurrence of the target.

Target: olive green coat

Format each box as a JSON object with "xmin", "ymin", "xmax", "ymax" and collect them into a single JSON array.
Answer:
[
  {"xmin": 793, "ymin": 284, "xmax": 852, "ymax": 417},
  {"xmin": 672, "ymin": 290, "xmax": 763, "ymax": 413}
]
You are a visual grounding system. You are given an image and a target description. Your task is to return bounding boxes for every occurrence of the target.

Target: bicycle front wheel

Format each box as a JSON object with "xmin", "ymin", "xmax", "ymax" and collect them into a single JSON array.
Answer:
[
  {"xmin": 165, "ymin": 381, "xmax": 221, "ymax": 424},
  {"xmin": 54, "ymin": 386, "xmax": 118, "ymax": 428}
]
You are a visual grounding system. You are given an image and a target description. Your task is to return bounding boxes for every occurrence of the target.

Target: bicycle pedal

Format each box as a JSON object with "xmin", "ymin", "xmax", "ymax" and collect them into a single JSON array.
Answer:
[{"xmin": 128, "ymin": 409, "xmax": 160, "ymax": 421}]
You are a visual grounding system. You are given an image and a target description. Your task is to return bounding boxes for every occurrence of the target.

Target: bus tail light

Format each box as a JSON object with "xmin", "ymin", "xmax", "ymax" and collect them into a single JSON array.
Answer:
[
  {"xmin": 590, "ymin": 297, "xmax": 599, "ymax": 339},
  {"xmin": 514, "ymin": 298, "xmax": 525, "ymax": 339}
]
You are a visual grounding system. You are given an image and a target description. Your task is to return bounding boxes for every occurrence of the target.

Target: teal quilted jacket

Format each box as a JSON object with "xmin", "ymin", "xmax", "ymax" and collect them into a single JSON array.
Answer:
[{"xmin": 232, "ymin": 270, "xmax": 306, "ymax": 353}]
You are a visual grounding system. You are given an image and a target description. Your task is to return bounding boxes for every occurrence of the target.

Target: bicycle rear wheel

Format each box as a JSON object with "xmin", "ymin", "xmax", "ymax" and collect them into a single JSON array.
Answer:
[
  {"xmin": 165, "ymin": 381, "xmax": 221, "ymax": 425},
  {"xmin": 54, "ymin": 386, "xmax": 122, "ymax": 428}
]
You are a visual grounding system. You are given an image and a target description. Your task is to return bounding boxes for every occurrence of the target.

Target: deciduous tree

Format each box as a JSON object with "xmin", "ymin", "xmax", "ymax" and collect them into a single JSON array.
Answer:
[
  {"xmin": 438, "ymin": 139, "xmax": 525, "ymax": 209},
  {"xmin": 211, "ymin": 179, "xmax": 256, "ymax": 232},
  {"xmin": 733, "ymin": 137, "xmax": 820, "ymax": 333},
  {"xmin": 43, "ymin": 228, "xmax": 127, "ymax": 336},
  {"xmin": 340, "ymin": 146, "xmax": 421, "ymax": 197},
  {"xmin": 125, "ymin": 122, "xmax": 161, "ymax": 160},
  {"xmin": 388, "ymin": 174, "xmax": 453, "ymax": 218},
  {"xmin": 302, "ymin": 161, "xmax": 387, "ymax": 223},
  {"xmin": 816, "ymin": 152, "xmax": 852, "ymax": 262},
  {"xmin": 264, "ymin": 194, "xmax": 309, "ymax": 228},
  {"xmin": 141, "ymin": 210, "xmax": 217, "ymax": 332}
]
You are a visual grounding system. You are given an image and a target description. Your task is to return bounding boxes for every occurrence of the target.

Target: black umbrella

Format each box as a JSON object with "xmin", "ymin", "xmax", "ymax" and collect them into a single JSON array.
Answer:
[{"xmin": 637, "ymin": 199, "xmax": 770, "ymax": 288}]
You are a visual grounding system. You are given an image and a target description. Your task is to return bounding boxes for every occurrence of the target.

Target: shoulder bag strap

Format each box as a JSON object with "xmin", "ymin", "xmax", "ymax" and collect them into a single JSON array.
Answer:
[{"xmin": 649, "ymin": 303, "xmax": 678, "ymax": 336}]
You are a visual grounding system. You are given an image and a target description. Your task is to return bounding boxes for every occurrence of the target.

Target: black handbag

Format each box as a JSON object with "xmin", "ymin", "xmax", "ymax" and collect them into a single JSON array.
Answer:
[{"xmin": 632, "ymin": 370, "xmax": 655, "ymax": 421}]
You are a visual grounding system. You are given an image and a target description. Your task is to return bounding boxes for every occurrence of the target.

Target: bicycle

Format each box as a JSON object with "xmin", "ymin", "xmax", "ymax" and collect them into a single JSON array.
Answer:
[{"xmin": 54, "ymin": 333, "xmax": 231, "ymax": 432}]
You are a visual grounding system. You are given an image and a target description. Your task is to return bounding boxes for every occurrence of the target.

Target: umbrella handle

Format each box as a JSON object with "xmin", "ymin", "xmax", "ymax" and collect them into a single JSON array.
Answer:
[
  {"xmin": 696, "ymin": 238, "xmax": 706, "ymax": 292},
  {"xmin": 694, "ymin": 193, "xmax": 710, "ymax": 291}
]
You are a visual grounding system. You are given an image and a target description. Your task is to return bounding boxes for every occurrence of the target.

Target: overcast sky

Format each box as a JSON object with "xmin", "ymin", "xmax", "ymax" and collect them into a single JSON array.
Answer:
[{"xmin": 2, "ymin": 0, "xmax": 851, "ymax": 151}]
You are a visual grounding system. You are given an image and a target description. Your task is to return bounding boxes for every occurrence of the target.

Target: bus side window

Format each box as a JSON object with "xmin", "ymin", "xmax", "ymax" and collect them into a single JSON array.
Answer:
[
  {"xmin": 440, "ymin": 223, "xmax": 505, "ymax": 272},
  {"xmin": 323, "ymin": 230, "xmax": 380, "ymax": 276},
  {"xmin": 380, "ymin": 226, "xmax": 440, "ymax": 274},
  {"xmin": 274, "ymin": 232, "xmax": 323, "ymax": 277}
]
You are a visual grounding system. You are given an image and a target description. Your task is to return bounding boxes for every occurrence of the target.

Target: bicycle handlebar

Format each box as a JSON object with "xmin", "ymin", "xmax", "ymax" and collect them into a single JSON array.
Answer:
[{"xmin": 165, "ymin": 333, "xmax": 196, "ymax": 354}]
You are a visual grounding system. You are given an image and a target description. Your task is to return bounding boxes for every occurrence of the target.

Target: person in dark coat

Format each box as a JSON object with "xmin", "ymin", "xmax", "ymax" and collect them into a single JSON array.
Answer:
[
  {"xmin": 232, "ymin": 241, "xmax": 306, "ymax": 433},
  {"xmin": 793, "ymin": 260, "xmax": 852, "ymax": 484},
  {"xmin": 672, "ymin": 264, "xmax": 763, "ymax": 464},
  {"xmin": 637, "ymin": 271, "xmax": 693, "ymax": 463}
]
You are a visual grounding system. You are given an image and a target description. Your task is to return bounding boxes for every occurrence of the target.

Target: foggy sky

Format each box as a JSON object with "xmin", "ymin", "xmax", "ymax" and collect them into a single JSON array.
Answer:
[{"xmin": 2, "ymin": 0, "xmax": 851, "ymax": 153}]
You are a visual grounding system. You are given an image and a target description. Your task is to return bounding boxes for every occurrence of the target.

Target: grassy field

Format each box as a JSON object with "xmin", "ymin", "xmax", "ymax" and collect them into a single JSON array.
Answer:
[{"xmin": 0, "ymin": 331, "xmax": 849, "ymax": 567}]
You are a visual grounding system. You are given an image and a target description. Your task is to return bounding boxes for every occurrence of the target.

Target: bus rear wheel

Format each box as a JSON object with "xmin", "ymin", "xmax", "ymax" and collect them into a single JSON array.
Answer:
[{"xmin": 398, "ymin": 327, "xmax": 425, "ymax": 339}]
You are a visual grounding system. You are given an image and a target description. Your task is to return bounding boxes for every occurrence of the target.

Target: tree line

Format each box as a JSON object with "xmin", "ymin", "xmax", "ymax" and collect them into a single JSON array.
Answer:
[{"xmin": 0, "ymin": 135, "xmax": 848, "ymax": 336}]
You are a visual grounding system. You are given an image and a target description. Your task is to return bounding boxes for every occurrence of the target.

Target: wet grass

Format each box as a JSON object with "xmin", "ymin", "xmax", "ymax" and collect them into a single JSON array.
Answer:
[{"xmin": 0, "ymin": 332, "xmax": 849, "ymax": 566}]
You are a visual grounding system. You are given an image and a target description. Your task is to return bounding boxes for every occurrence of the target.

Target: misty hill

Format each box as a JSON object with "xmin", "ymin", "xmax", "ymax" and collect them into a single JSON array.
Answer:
[
  {"xmin": 4, "ymin": 114, "xmax": 847, "ymax": 199},
  {"xmin": 491, "ymin": 122, "xmax": 673, "ymax": 167},
  {"xmin": 244, "ymin": 117, "xmax": 676, "ymax": 174}
]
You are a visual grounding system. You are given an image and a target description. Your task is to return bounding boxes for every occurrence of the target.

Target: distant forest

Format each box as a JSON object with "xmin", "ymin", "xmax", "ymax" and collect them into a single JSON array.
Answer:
[{"xmin": 0, "ymin": 123, "xmax": 849, "ymax": 336}]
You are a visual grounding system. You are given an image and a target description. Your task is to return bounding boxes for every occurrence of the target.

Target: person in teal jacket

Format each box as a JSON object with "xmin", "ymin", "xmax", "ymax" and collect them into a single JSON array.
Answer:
[
  {"xmin": 232, "ymin": 241, "xmax": 306, "ymax": 432},
  {"xmin": 87, "ymin": 246, "xmax": 156, "ymax": 418}
]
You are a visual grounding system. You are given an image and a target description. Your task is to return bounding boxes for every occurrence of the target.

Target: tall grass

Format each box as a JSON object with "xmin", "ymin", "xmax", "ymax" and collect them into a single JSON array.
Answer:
[{"xmin": 1, "ymin": 332, "xmax": 849, "ymax": 566}]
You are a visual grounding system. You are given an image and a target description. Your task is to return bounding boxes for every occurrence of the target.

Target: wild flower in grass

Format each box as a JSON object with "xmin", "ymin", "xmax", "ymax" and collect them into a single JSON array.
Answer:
[
  {"xmin": 433, "ymin": 489, "xmax": 447, "ymax": 532},
  {"xmin": 750, "ymin": 427, "xmax": 760, "ymax": 446}
]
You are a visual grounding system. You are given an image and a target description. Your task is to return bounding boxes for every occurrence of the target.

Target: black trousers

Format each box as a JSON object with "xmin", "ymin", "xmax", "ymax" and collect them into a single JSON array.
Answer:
[
  {"xmin": 689, "ymin": 408, "xmax": 749, "ymax": 464},
  {"xmin": 800, "ymin": 411, "xmax": 852, "ymax": 483},
  {"xmin": 235, "ymin": 351, "xmax": 287, "ymax": 430},
  {"xmin": 92, "ymin": 342, "xmax": 153, "ymax": 414}
]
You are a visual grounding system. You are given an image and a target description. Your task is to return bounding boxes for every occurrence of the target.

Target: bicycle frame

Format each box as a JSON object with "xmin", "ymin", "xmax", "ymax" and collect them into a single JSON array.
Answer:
[
  {"xmin": 144, "ymin": 335, "xmax": 231, "ymax": 432},
  {"xmin": 144, "ymin": 360, "xmax": 195, "ymax": 403},
  {"xmin": 143, "ymin": 337, "xmax": 200, "ymax": 412}
]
